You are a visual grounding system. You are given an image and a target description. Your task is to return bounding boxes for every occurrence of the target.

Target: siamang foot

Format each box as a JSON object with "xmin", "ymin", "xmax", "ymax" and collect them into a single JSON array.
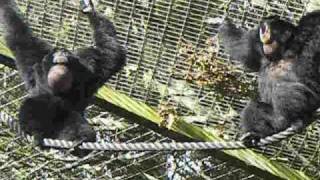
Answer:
[
  {"xmin": 68, "ymin": 125, "xmax": 96, "ymax": 157},
  {"xmin": 80, "ymin": 0, "xmax": 94, "ymax": 13},
  {"xmin": 239, "ymin": 132, "xmax": 261, "ymax": 147},
  {"xmin": 56, "ymin": 112, "xmax": 96, "ymax": 157},
  {"xmin": 291, "ymin": 120, "xmax": 305, "ymax": 132},
  {"xmin": 32, "ymin": 133, "xmax": 45, "ymax": 147}
]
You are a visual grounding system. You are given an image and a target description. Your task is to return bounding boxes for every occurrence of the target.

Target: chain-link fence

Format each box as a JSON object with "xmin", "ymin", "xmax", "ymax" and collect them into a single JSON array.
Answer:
[{"xmin": 0, "ymin": 0, "xmax": 319, "ymax": 179}]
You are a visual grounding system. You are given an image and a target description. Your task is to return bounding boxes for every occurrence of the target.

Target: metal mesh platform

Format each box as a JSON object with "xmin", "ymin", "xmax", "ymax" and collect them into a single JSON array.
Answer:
[{"xmin": 0, "ymin": 0, "xmax": 319, "ymax": 179}]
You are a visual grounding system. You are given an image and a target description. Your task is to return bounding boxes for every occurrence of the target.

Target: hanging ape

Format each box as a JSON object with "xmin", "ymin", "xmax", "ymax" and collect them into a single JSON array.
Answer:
[
  {"xmin": 219, "ymin": 11, "xmax": 320, "ymax": 145},
  {"xmin": 0, "ymin": 0, "xmax": 126, "ymax": 143}
]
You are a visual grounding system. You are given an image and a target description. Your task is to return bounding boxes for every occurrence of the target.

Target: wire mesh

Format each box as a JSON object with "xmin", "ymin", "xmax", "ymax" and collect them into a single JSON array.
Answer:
[{"xmin": 0, "ymin": 0, "xmax": 319, "ymax": 179}]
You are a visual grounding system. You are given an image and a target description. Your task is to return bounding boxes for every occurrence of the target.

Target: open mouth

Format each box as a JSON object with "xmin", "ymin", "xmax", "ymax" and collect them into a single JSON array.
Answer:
[
  {"xmin": 260, "ymin": 24, "xmax": 267, "ymax": 34},
  {"xmin": 259, "ymin": 23, "xmax": 271, "ymax": 44},
  {"xmin": 263, "ymin": 41, "xmax": 278, "ymax": 55}
]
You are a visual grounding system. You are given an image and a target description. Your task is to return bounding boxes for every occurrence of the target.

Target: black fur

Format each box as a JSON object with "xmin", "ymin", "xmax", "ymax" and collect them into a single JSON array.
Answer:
[
  {"xmin": 285, "ymin": 11, "xmax": 320, "ymax": 58},
  {"xmin": 219, "ymin": 17, "xmax": 295, "ymax": 71},
  {"xmin": 0, "ymin": 0, "xmax": 126, "ymax": 143},
  {"xmin": 219, "ymin": 12, "xmax": 320, "ymax": 145}
]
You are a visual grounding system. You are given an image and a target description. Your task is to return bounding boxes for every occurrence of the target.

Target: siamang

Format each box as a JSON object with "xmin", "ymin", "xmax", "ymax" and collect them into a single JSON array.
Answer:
[
  {"xmin": 219, "ymin": 11, "xmax": 320, "ymax": 145},
  {"xmin": 0, "ymin": 0, "xmax": 126, "ymax": 144}
]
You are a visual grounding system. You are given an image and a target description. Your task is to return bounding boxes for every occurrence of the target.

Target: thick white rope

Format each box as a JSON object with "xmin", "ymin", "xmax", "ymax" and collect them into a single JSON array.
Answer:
[{"xmin": 0, "ymin": 112, "xmax": 297, "ymax": 151}]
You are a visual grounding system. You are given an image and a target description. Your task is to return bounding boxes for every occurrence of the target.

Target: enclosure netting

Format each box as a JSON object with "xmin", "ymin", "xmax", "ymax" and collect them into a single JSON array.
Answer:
[{"xmin": 0, "ymin": 0, "xmax": 319, "ymax": 179}]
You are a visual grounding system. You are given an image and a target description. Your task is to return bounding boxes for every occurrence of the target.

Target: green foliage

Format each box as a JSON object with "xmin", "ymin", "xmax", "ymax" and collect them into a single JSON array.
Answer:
[
  {"xmin": 96, "ymin": 86, "xmax": 312, "ymax": 180},
  {"xmin": 0, "ymin": 37, "xmax": 14, "ymax": 59},
  {"xmin": 307, "ymin": 0, "xmax": 320, "ymax": 12},
  {"xmin": 181, "ymin": 37, "xmax": 257, "ymax": 98}
]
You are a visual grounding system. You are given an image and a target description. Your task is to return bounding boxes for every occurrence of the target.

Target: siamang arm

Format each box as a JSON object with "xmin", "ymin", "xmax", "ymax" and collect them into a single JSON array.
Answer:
[
  {"xmin": 76, "ymin": 11, "xmax": 126, "ymax": 84},
  {"xmin": 219, "ymin": 20, "xmax": 263, "ymax": 72},
  {"xmin": 285, "ymin": 10, "xmax": 320, "ymax": 56},
  {"xmin": 0, "ymin": 1, "xmax": 52, "ymax": 85}
]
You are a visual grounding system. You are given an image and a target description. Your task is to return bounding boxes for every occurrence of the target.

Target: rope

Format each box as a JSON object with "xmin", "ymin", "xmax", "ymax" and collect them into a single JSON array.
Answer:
[
  {"xmin": 0, "ymin": 47, "xmax": 297, "ymax": 151},
  {"xmin": 44, "ymin": 140, "xmax": 248, "ymax": 151},
  {"xmin": 0, "ymin": 112, "xmax": 297, "ymax": 151}
]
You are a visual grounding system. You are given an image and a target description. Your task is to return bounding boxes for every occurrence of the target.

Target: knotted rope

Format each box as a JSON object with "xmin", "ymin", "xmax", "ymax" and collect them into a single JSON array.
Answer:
[{"xmin": 0, "ymin": 111, "xmax": 297, "ymax": 151}]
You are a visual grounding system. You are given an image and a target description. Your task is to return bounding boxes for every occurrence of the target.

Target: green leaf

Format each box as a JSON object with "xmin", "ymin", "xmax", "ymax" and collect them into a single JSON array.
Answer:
[
  {"xmin": 0, "ymin": 37, "xmax": 14, "ymax": 59},
  {"xmin": 142, "ymin": 173, "xmax": 159, "ymax": 180},
  {"xmin": 96, "ymin": 86, "xmax": 312, "ymax": 180}
]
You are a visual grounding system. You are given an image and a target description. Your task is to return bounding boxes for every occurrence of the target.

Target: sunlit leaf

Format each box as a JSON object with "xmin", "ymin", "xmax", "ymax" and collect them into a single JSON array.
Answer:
[{"xmin": 96, "ymin": 86, "xmax": 311, "ymax": 180}]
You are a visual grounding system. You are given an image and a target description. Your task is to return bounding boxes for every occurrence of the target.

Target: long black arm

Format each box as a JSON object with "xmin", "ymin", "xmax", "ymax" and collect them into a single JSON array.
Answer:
[
  {"xmin": 0, "ymin": 0, "xmax": 52, "ymax": 88},
  {"xmin": 219, "ymin": 20, "xmax": 263, "ymax": 72},
  {"xmin": 285, "ymin": 10, "xmax": 320, "ymax": 57},
  {"xmin": 76, "ymin": 12, "xmax": 126, "ymax": 81}
]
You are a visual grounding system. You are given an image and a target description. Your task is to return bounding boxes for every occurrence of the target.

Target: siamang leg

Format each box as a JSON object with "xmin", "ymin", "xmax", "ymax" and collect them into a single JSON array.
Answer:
[
  {"xmin": 20, "ymin": 94, "xmax": 95, "ymax": 144},
  {"xmin": 56, "ymin": 111, "xmax": 96, "ymax": 142},
  {"xmin": 272, "ymin": 82, "xmax": 317, "ymax": 132},
  {"xmin": 241, "ymin": 82, "xmax": 318, "ymax": 145},
  {"xmin": 0, "ymin": 1, "xmax": 52, "ymax": 89},
  {"xmin": 240, "ymin": 100, "xmax": 276, "ymax": 145},
  {"xmin": 19, "ymin": 95, "xmax": 62, "ymax": 143},
  {"xmin": 55, "ymin": 111, "xmax": 96, "ymax": 156}
]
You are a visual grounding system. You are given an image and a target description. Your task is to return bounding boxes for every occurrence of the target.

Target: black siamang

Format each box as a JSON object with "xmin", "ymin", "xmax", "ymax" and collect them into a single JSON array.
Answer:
[
  {"xmin": 219, "ymin": 11, "xmax": 320, "ymax": 145},
  {"xmin": 0, "ymin": 0, "xmax": 126, "ymax": 143}
]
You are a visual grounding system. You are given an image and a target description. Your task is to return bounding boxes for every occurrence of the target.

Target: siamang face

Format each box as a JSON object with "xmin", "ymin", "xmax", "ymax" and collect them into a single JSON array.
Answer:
[
  {"xmin": 47, "ymin": 49, "xmax": 74, "ymax": 93},
  {"xmin": 259, "ymin": 17, "xmax": 294, "ymax": 59},
  {"xmin": 52, "ymin": 50, "xmax": 70, "ymax": 64}
]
